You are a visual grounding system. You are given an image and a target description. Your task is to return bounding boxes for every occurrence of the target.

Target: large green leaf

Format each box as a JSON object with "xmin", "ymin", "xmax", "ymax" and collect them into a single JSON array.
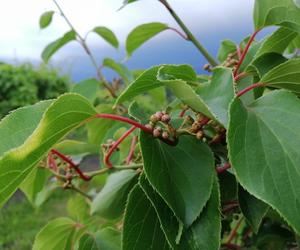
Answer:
[
  {"xmin": 92, "ymin": 26, "xmax": 119, "ymax": 49},
  {"xmin": 228, "ymin": 90, "xmax": 300, "ymax": 234},
  {"xmin": 0, "ymin": 93, "xmax": 97, "ymax": 207},
  {"xmin": 261, "ymin": 58, "xmax": 300, "ymax": 93},
  {"xmin": 197, "ymin": 67, "xmax": 235, "ymax": 127},
  {"xmin": 254, "ymin": 0, "xmax": 300, "ymax": 32},
  {"xmin": 217, "ymin": 39, "xmax": 237, "ymax": 62},
  {"xmin": 139, "ymin": 174, "xmax": 221, "ymax": 250},
  {"xmin": 39, "ymin": 11, "xmax": 54, "ymax": 29},
  {"xmin": 103, "ymin": 58, "xmax": 134, "ymax": 84},
  {"xmin": 42, "ymin": 30, "xmax": 76, "ymax": 62},
  {"xmin": 140, "ymin": 133, "xmax": 215, "ymax": 227},
  {"xmin": 239, "ymin": 187, "xmax": 269, "ymax": 233},
  {"xmin": 122, "ymin": 184, "xmax": 170, "ymax": 250},
  {"xmin": 126, "ymin": 22, "xmax": 168, "ymax": 57},
  {"xmin": 91, "ymin": 170, "xmax": 138, "ymax": 219},
  {"xmin": 54, "ymin": 139, "xmax": 98, "ymax": 156},
  {"xmin": 33, "ymin": 217, "xmax": 85, "ymax": 250},
  {"xmin": 0, "ymin": 100, "xmax": 52, "ymax": 157},
  {"xmin": 72, "ymin": 78, "xmax": 99, "ymax": 103},
  {"xmin": 256, "ymin": 27, "xmax": 298, "ymax": 58}
]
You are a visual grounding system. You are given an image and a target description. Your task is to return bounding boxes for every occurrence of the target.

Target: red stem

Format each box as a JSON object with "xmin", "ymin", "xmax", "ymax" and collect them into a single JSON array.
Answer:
[
  {"xmin": 227, "ymin": 217, "xmax": 244, "ymax": 244},
  {"xmin": 179, "ymin": 108, "xmax": 188, "ymax": 118},
  {"xmin": 221, "ymin": 243, "xmax": 242, "ymax": 250},
  {"xmin": 234, "ymin": 29, "xmax": 260, "ymax": 76},
  {"xmin": 199, "ymin": 117, "xmax": 210, "ymax": 128},
  {"xmin": 126, "ymin": 136, "xmax": 138, "ymax": 165},
  {"xmin": 236, "ymin": 44, "xmax": 242, "ymax": 60},
  {"xmin": 50, "ymin": 149, "xmax": 91, "ymax": 181},
  {"xmin": 216, "ymin": 163, "xmax": 231, "ymax": 174},
  {"xmin": 47, "ymin": 152, "xmax": 58, "ymax": 171},
  {"xmin": 104, "ymin": 126, "xmax": 137, "ymax": 169},
  {"xmin": 168, "ymin": 27, "xmax": 188, "ymax": 40},
  {"xmin": 237, "ymin": 83, "xmax": 265, "ymax": 97},
  {"xmin": 93, "ymin": 114, "xmax": 152, "ymax": 133}
]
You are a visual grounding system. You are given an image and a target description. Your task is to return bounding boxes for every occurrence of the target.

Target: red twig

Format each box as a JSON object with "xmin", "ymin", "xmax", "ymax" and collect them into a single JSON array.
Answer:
[
  {"xmin": 237, "ymin": 83, "xmax": 265, "ymax": 97},
  {"xmin": 234, "ymin": 72, "xmax": 248, "ymax": 82},
  {"xmin": 105, "ymin": 126, "xmax": 137, "ymax": 169},
  {"xmin": 222, "ymin": 204, "xmax": 239, "ymax": 214},
  {"xmin": 168, "ymin": 27, "xmax": 188, "ymax": 40},
  {"xmin": 50, "ymin": 149, "xmax": 91, "ymax": 181},
  {"xmin": 179, "ymin": 108, "xmax": 188, "ymax": 118},
  {"xmin": 236, "ymin": 44, "xmax": 242, "ymax": 60},
  {"xmin": 216, "ymin": 163, "xmax": 231, "ymax": 174},
  {"xmin": 234, "ymin": 29, "xmax": 260, "ymax": 76},
  {"xmin": 47, "ymin": 152, "xmax": 58, "ymax": 171},
  {"xmin": 243, "ymin": 227, "xmax": 252, "ymax": 241},
  {"xmin": 227, "ymin": 217, "xmax": 244, "ymax": 244},
  {"xmin": 221, "ymin": 243, "xmax": 242, "ymax": 250},
  {"xmin": 93, "ymin": 114, "xmax": 152, "ymax": 133},
  {"xmin": 199, "ymin": 117, "xmax": 210, "ymax": 128},
  {"xmin": 126, "ymin": 136, "xmax": 138, "ymax": 165}
]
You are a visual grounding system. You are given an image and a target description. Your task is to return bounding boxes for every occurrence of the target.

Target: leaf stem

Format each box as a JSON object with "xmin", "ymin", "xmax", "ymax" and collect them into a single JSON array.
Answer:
[
  {"xmin": 158, "ymin": 0, "xmax": 218, "ymax": 66},
  {"xmin": 52, "ymin": 0, "xmax": 116, "ymax": 98},
  {"xmin": 168, "ymin": 27, "xmax": 188, "ymax": 40},
  {"xmin": 104, "ymin": 126, "xmax": 137, "ymax": 168},
  {"xmin": 237, "ymin": 83, "xmax": 265, "ymax": 97},
  {"xmin": 69, "ymin": 185, "xmax": 92, "ymax": 201},
  {"xmin": 126, "ymin": 136, "xmax": 138, "ymax": 164},
  {"xmin": 234, "ymin": 29, "xmax": 260, "ymax": 76},
  {"xmin": 234, "ymin": 72, "xmax": 249, "ymax": 82},
  {"xmin": 216, "ymin": 163, "xmax": 231, "ymax": 174},
  {"xmin": 227, "ymin": 217, "xmax": 244, "ymax": 244},
  {"xmin": 87, "ymin": 164, "xmax": 143, "ymax": 178}
]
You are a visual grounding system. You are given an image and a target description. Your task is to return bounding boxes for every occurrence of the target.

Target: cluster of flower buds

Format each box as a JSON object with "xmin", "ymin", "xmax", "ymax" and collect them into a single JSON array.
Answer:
[
  {"xmin": 224, "ymin": 52, "xmax": 239, "ymax": 68},
  {"xmin": 145, "ymin": 111, "xmax": 172, "ymax": 139}
]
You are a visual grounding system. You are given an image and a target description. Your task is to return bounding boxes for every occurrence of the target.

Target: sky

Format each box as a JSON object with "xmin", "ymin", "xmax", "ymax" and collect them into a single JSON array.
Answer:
[{"xmin": 0, "ymin": 0, "xmax": 258, "ymax": 81}]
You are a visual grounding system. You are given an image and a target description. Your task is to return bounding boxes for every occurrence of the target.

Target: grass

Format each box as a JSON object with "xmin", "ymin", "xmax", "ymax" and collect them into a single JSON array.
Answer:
[{"xmin": 0, "ymin": 190, "xmax": 70, "ymax": 250}]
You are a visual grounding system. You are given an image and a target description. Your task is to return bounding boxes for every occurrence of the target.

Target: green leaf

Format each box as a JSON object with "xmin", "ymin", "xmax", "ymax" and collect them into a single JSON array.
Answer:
[
  {"xmin": 126, "ymin": 22, "xmax": 168, "ymax": 57},
  {"xmin": 260, "ymin": 58, "xmax": 300, "ymax": 93},
  {"xmin": 228, "ymin": 90, "xmax": 300, "ymax": 234},
  {"xmin": 33, "ymin": 217, "xmax": 85, "ymax": 250},
  {"xmin": 42, "ymin": 30, "xmax": 76, "ymax": 63},
  {"xmin": 54, "ymin": 139, "xmax": 98, "ymax": 156},
  {"xmin": 197, "ymin": 67, "xmax": 235, "ymax": 127},
  {"xmin": 39, "ymin": 11, "xmax": 54, "ymax": 29},
  {"xmin": 94, "ymin": 228, "xmax": 121, "ymax": 250},
  {"xmin": 217, "ymin": 40, "xmax": 237, "ymax": 62},
  {"xmin": 72, "ymin": 79, "xmax": 99, "ymax": 103},
  {"xmin": 179, "ymin": 178, "xmax": 221, "ymax": 250},
  {"xmin": 122, "ymin": 184, "xmax": 170, "ymax": 250},
  {"xmin": 294, "ymin": 0, "xmax": 300, "ymax": 8},
  {"xmin": 140, "ymin": 133, "xmax": 214, "ymax": 227},
  {"xmin": 91, "ymin": 170, "xmax": 138, "ymax": 219},
  {"xmin": 254, "ymin": 0, "xmax": 300, "ymax": 32},
  {"xmin": 238, "ymin": 187, "xmax": 269, "ymax": 233},
  {"xmin": 103, "ymin": 58, "xmax": 134, "ymax": 84},
  {"xmin": 286, "ymin": 34, "xmax": 300, "ymax": 53},
  {"xmin": 0, "ymin": 93, "xmax": 96, "ymax": 208},
  {"xmin": 256, "ymin": 27, "xmax": 298, "ymax": 58},
  {"xmin": 67, "ymin": 195, "xmax": 90, "ymax": 222},
  {"xmin": 20, "ymin": 167, "xmax": 49, "ymax": 205},
  {"xmin": 0, "ymin": 100, "xmax": 52, "ymax": 157},
  {"xmin": 219, "ymin": 172, "xmax": 238, "ymax": 203},
  {"xmin": 140, "ymin": 174, "xmax": 221, "ymax": 250},
  {"xmin": 78, "ymin": 234, "xmax": 100, "ymax": 250},
  {"xmin": 92, "ymin": 26, "xmax": 119, "ymax": 49}
]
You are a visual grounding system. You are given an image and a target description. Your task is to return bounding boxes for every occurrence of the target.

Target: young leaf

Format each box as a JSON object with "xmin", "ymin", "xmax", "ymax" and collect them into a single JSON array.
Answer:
[
  {"xmin": 261, "ymin": 58, "xmax": 300, "ymax": 93},
  {"xmin": 72, "ymin": 78, "xmax": 99, "ymax": 103},
  {"xmin": 140, "ymin": 133, "xmax": 215, "ymax": 227},
  {"xmin": 92, "ymin": 27, "xmax": 119, "ymax": 49},
  {"xmin": 126, "ymin": 22, "xmax": 168, "ymax": 57},
  {"xmin": 54, "ymin": 140, "xmax": 98, "ymax": 156},
  {"xmin": 103, "ymin": 58, "xmax": 134, "ymax": 84},
  {"xmin": 122, "ymin": 184, "xmax": 170, "ymax": 250},
  {"xmin": 254, "ymin": 0, "xmax": 300, "ymax": 32},
  {"xmin": 197, "ymin": 67, "xmax": 235, "ymax": 128},
  {"xmin": 42, "ymin": 30, "xmax": 76, "ymax": 63},
  {"xmin": 33, "ymin": 217, "xmax": 85, "ymax": 250},
  {"xmin": 228, "ymin": 90, "xmax": 300, "ymax": 234},
  {"xmin": 67, "ymin": 195, "xmax": 90, "ymax": 223},
  {"xmin": 0, "ymin": 100, "xmax": 52, "ymax": 157},
  {"xmin": 217, "ymin": 40, "xmax": 237, "ymax": 62},
  {"xmin": 91, "ymin": 170, "xmax": 138, "ymax": 219},
  {"xmin": 39, "ymin": 11, "xmax": 55, "ymax": 29},
  {"xmin": 94, "ymin": 228, "xmax": 121, "ymax": 250},
  {"xmin": 238, "ymin": 187, "xmax": 269, "ymax": 233},
  {"xmin": 0, "ymin": 93, "xmax": 97, "ymax": 208}
]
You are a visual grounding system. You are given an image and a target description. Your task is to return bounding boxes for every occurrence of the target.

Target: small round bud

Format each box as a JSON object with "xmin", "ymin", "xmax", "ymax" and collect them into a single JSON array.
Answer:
[
  {"xmin": 150, "ymin": 114, "xmax": 159, "ymax": 123},
  {"xmin": 162, "ymin": 131, "xmax": 169, "ymax": 139},
  {"xmin": 145, "ymin": 124, "xmax": 153, "ymax": 130},
  {"xmin": 161, "ymin": 114, "xmax": 171, "ymax": 123},
  {"xmin": 203, "ymin": 64, "xmax": 210, "ymax": 71},
  {"xmin": 191, "ymin": 122, "xmax": 200, "ymax": 132},
  {"xmin": 196, "ymin": 131, "xmax": 204, "ymax": 140},
  {"xmin": 65, "ymin": 173, "xmax": 73, "ymax": 181},
  {"xmin": 155, "ymin": 111, "xmax": 163, "ymax": 120},
  {"xmin": 153, "ymin": 128, "xmax": 161, "ymax": 138},
  {"xmin": 107, "ymin": 139, "xmax": 114, "ymax": 144}
]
